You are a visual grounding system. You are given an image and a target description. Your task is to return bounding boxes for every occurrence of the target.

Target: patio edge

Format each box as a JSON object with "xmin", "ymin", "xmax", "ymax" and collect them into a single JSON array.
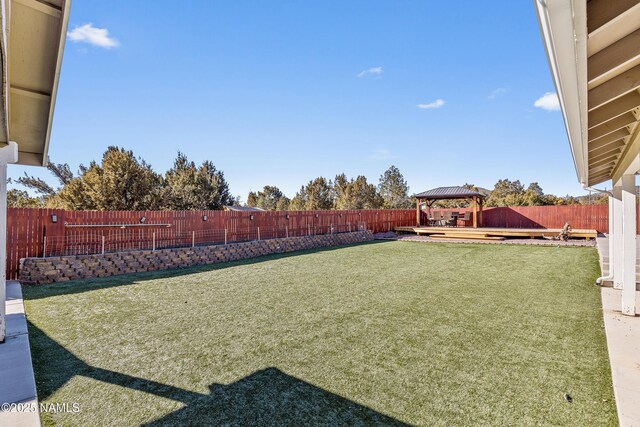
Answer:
[
  {"xmin": 597, "ymin": 236, "xmax": 640, "ymax": 427},
  {"xmin": 0, "ymin": 280, "xmax": 40, "ymax": 426}
]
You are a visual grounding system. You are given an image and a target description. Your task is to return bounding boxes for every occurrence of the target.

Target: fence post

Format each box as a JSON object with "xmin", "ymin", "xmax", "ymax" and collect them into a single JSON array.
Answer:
[
  {"xmin": 152, "ymin": 232, "xmax": 156, "ymax": 251},
  {"xmin": 101, "ymin": 235, "xmax": 105, "ymax": 255},
  {"xmin": 348, "ymin": 222, "xmax": 351, "ymax": 233},
  {"xmin": 192, "ymin": 231, "xmax": 195, "ymax": 248},
  {"xmin": 257, "ymin": 227, "xmax": 260, "ymax": 241},
  {"xmin": 224, "ymin": 229, "xmax": 227, "ymax": 245},
  {"xmin": 286, "ymin": 225, "xmax": 289, "ymax": 238},
  {"xmin": 43, "ymin": 236, "xmax": 47, "ymax": 258},
  {"xmin": 308, "ymin": 224, "xmax": 311, "ymax": 236}
]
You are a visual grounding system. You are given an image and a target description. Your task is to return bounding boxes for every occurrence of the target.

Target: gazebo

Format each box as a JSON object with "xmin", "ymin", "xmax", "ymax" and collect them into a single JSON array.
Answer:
[{"xmin": 413, "ymin": 186, "xmax": 485, "ymax": 228}]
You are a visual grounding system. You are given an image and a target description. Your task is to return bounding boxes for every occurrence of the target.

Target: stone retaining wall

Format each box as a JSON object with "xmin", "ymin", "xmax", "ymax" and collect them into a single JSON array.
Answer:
[{"xmin": 20, "ymin": 231, "xmax": 373, "ymax": 285}]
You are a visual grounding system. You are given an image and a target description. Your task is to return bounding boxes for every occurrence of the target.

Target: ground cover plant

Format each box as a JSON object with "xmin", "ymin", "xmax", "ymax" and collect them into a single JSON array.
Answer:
[{"xmin": 23, "ymin": 241, "xmax": 617, "ymax": 426}]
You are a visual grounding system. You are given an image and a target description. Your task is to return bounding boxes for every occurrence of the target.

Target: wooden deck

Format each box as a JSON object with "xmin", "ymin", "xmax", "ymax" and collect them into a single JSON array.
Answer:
[{"xmin": 394, "ymin": 226, "xmax": 598, "ymax": 240}]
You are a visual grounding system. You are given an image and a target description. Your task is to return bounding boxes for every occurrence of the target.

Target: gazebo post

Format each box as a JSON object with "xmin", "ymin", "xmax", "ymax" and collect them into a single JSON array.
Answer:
[
  {"xmin": 416, "ymin": 198, "xmax": 421, "ymax": 226},
  {"xmin": 472, "ymin": 196, "xmax": 478, "ymax": 228},
  {"xmin": 478, "ymin": 197, "xmax": 483, "ymax": 227}
]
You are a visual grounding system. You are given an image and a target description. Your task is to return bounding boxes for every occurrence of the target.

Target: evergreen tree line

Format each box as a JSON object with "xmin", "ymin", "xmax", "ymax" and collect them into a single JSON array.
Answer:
[
  {"xmin": 246, "ymin": 166, "xmax": 412, "ymax": 211},
  {"xmin": 7, "ymin": 146, "xmax": 605, "ymax": 210},
  {"xmin": 8, "ymin": 147, "xmax": 236, "ymax": 210}
]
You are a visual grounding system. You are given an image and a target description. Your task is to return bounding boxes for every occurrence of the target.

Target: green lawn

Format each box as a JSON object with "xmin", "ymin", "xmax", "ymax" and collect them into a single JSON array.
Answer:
[{"xmin": 23, "ymin": 241, "xmax": 617, "ymax": 426}]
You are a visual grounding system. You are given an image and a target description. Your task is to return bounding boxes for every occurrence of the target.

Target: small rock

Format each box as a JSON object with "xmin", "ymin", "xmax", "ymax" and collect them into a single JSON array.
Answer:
[{"xmin": 564, "ymin": 393, "xmax": 572, "ymax": 403}]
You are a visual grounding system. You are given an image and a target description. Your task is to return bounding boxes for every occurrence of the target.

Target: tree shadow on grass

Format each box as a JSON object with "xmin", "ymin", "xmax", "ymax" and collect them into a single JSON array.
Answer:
[
  {"xmin": 28, "ymin": 321, "xmax": 408, "ymax": 426},
  {"xmin": 22, "ymin": 241, "xmax": 388, "ymax": 301}
]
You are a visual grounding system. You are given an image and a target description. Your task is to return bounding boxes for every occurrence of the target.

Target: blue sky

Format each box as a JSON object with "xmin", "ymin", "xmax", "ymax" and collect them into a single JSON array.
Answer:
[{"xmin": 9, "ymin": 1, "xmax": 589, "ymax": 201}]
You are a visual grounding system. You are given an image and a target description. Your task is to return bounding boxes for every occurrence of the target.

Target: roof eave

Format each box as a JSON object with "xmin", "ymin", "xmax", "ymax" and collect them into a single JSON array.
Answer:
[
  {"xmin": 3, "ymin": 0, "xmax": 72, "ymax": 167},
  {"xmin": 534, "ymin": 0, "xmax": 590, "ymax": 186}
]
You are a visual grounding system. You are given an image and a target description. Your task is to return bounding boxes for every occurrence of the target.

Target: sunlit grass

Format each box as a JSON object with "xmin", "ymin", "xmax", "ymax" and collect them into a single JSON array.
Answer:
[{"xmin": 24, "ymin": 241, "xmax": 616, "ymax": 426}]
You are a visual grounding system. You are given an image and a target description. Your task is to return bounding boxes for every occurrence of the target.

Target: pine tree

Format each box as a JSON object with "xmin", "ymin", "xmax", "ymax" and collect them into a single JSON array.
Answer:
[
  {"xmin": 163, "ymin": 152, "xmax": 233, "ymax": 210},
  {"xmin": 245, "ymin": 185, "xmax": 289, "ymax": 210},
  {"xmin": 7, "ymin": 189, "xmax": 43, "ymax": 208},
  {"xmin": 378, "ymin": 165, "xmax": 410, "ymax": 209}
]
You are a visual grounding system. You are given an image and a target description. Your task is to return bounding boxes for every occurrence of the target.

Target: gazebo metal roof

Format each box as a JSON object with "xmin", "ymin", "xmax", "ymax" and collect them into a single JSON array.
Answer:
[{"xmin": 414, "ymin": 186, "xmax": 485, "ymax": 200}]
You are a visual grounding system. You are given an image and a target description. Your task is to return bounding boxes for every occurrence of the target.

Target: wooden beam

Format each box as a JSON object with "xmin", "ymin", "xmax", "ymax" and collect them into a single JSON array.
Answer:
[
  {"xmin": 589, "ymin": 138, "xmax": 626, "ymax": 155},
  {"xmin": 9, "ymin": 86, "xmax": 51, "ymax": 102},
  {"xmin": 587, "ymin": 0, "xmax": 640, "ymax": 33},
  {"xmin": 589, "ymin": 173, "xmax": 613, "ymax": 186},
  {"xmin": 590, "ymin": 159, "xmax": 616, "ymax": 172},
  {"xmin": 590, "ymin": 140, "xmax": 625, "ymax": 158},
  {"xmin": 588, "ymin": 112, "xmax": 637, "ymax": 141},
  {"xmin": 416, "ymin": 198, "xmax": 420, "ymax": 226},
  {"xmin": 472, "ymin": 196, "xmax": 477, "ymax": 228},
  {"xmin": 13, "ymin": 0, "xmax": 62, "ymax": 17},
  {"xmin": 589, "ymin": 128, "xmax": 630, "ymax": 150},
  {"xmin": 588, "ymin": 64, "xmax": 640, "ymax": 111},
  {"xmin": 590, "ymin": 170, "xmax": 612, "ymax": 180},
  {"xmin": 591, "ymin": 153, "xmax": 621, "ymax": 165},
  {"xmin": 589, "ymin": 29, "xmax": 640, "ymax": 89},
  {"xmin": 589, "ymin": 90, "xmax": 640, "ymax": 128},
  {"xmin": 592, "ymin": 167, "xmax": 615, "ymax": 177},
  {"xmin": 612, "ymin": 116, "xmax": 640, "ymax": 181},
  {"xmin": 588, "ymin": 2, "xmax": 640, "ymax": 56},
  {"xmin": 589, "ymin": 163, "xmax": 614, "ymax": 175},
  {"xmin": 590, "ymin": 148, "xmax": 623, "ymax": 164},
  {"xmin": 589, "ymin": 150, "xmax": 622, "ymax": 166},
  {"xmin": 590, "ymin": 154, "xmax": 620, "ymax": 169}
]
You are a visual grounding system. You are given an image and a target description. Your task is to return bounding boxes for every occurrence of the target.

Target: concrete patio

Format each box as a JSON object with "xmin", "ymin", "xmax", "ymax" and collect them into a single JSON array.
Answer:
[{"xmin": 597, "ymin": 236, "xmax": 640, "ymax": 427}]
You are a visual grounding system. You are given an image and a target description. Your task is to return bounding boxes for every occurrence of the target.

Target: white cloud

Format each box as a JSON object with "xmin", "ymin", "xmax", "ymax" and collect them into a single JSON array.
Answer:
[
  {"xmin": 68, "ymin": 24, "xmax": 119, "ymax": 49},
  {"xmin": 358, "ymin": 66, "xmax": 383, "ymax": 78},
  {"xmin": 368, "ymin": 149, "xmax": 397, "ymax": 161},
  {"xmin": 417, "ymin": 99, "xmax": 445, "ymax": 110},
  {"xmin": 488, "ymin": 87, "xmax": 507, "ymax": 99},
  {"xmin": 534, "ymin": 92, "xmax": 560, "ymax": 111}
]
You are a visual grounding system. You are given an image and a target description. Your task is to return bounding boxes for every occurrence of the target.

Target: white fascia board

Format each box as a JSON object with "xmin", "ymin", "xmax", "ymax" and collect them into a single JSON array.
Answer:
[
  {"xmin": 41, "ymin": 0, "xmax": 71, "ymax": 167},
  {"xmin": 0, "ymin": 0, "xmax": 8, "ymax": 143},
  {"xmin": 534, "ymin": 0, "xmax": 589, "ymax": 185}
]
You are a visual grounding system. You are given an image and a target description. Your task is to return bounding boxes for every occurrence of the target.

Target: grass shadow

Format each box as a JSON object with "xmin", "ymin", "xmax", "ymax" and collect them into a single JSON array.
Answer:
[
  {"xmin": 144, "ymin": 367, "xmax": 409, "ymax": 426},
  {"xmin": 28, "ymin": 321, "xmax": 407, "ymax": 426}
]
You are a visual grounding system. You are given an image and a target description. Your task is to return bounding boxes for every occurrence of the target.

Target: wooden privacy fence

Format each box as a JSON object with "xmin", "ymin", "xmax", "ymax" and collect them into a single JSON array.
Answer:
[
  {"xmin": 5, "ymin": 208, "xmax": 415, "ymax": 280},
  {"xmin": 423, "ymin": 204, "xmax": 613, "ymax": 232},
  {"xmin": 5, "ymin": 204, "xmax": 634, "ymax": 280}
]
